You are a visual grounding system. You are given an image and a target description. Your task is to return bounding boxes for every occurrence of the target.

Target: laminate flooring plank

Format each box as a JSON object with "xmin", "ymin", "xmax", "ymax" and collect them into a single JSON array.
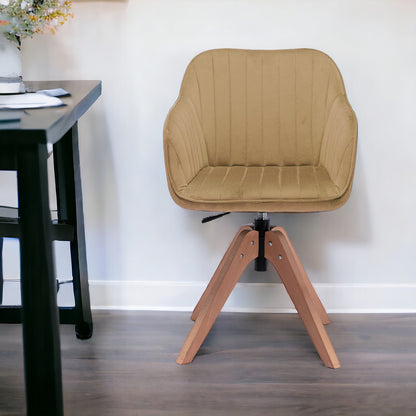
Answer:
[{"xmin": 0, "ymin": 312, "xmax": 416, "ymax": 415}]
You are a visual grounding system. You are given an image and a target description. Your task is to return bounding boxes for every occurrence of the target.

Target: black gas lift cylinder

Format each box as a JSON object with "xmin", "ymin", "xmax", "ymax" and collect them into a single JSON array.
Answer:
[{"xmin": 254, "ymin": 213, "xmax": 270, "ymax": 272}]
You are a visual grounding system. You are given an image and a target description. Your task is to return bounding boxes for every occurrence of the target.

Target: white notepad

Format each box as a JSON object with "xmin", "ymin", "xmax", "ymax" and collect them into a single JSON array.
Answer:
[{"xmin": 0, "ymin": 92, "xmax": 64, "ymax": 109}]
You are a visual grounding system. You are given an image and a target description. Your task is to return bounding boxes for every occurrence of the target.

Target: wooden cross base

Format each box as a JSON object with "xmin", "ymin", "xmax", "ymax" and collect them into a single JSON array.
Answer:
[{"xmin": 177, "ymin": 225, "xmax": 340, "ymax": 369}]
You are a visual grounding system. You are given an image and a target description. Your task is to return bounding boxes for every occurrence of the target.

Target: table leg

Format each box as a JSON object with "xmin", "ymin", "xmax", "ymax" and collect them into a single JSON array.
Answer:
[
  {"xmin": 53, "ymin": 123, "xmax": 93, "ymax": 339},
  {"xmin": 17, "ymin": 143, "xmax": 63, "ymax": 416}
]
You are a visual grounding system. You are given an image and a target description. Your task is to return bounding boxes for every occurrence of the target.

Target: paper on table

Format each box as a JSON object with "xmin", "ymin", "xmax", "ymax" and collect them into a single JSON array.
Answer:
[
  {"xmin": 36, "ymin": 88, "xmax": 70, "ymax": 97},
  {"xmin": 0, "ymin": 92, "xmax": 64, "ymax": 109}
]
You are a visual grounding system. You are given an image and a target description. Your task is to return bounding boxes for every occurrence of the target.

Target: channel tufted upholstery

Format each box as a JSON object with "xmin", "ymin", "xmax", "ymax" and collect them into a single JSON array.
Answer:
[{"xmin": 164, "ymin": 48, "xmax": 357, "ymax": 212}]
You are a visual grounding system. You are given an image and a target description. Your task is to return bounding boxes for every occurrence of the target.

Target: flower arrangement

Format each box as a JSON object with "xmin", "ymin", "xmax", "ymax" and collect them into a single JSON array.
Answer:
[{"xmin": 0, "ymin": 0, "xmax": 72, "ymax": 46}]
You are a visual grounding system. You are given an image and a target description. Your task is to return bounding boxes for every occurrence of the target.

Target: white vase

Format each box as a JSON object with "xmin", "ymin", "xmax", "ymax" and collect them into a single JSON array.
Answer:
[{"xmin": 0, "ymin": 33, "xmax": 24, "ymax": 93}]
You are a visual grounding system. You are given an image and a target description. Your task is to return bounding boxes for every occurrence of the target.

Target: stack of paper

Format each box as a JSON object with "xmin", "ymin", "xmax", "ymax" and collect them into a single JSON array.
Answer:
[
  {"xmin": 0, "ymin": 93, "xmax": 64, "ymax": 109},
  {"xmin": 0, "ymin": 110, "xmax": 23, "ymax": 122}
]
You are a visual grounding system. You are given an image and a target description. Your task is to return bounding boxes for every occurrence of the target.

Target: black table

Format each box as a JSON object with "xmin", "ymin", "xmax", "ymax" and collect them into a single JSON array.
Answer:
[{"xmin": 0, "ymin": 80, "xmax": 101, "ymax": 415}]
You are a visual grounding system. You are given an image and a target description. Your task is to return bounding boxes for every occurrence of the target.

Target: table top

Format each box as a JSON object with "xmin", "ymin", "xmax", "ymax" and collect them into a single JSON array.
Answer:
[{"xmin": 0, "ymin": 80, "xmax": 102, "ymax": 146}]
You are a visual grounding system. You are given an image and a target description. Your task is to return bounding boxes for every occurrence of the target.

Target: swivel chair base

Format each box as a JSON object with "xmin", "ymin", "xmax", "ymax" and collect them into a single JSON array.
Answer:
[{"xmin": 177, "ymin": 221, "xmax": 340, "ymax": 369}]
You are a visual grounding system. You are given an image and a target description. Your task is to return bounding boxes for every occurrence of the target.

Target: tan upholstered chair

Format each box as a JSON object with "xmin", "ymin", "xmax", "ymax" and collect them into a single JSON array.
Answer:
[{"xmin": 164, "ymin": 48, "xmax": 357, "ymax": 368}]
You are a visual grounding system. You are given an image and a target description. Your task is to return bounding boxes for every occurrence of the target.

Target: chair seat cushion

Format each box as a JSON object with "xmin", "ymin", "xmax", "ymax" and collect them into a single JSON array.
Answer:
[{"xmin": 175, "ymin": 165, "xmax": 346, "ymax": 212}]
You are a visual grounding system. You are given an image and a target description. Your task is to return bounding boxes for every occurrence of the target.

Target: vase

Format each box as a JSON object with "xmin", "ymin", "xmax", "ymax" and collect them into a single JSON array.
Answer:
[{"xmin": 0, "ymin": 33, "xmax": 24, "ymax": 94}]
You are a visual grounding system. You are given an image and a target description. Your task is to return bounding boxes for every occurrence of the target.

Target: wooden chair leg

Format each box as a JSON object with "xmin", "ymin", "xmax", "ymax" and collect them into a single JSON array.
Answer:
[
  {"xmin": 270, "ymin": 227, "xmax": 330, "ymax": 325},
  {"xmin": 264, "ymin": 228, "xmax": 340, "ymax": 369},
  {"xmin": 177, "ymin": 229, "xmax": 258, "ymax": 365},
  {"xmin": 191, "ymin": 225, "xmax": 253, "ymax": 321}
]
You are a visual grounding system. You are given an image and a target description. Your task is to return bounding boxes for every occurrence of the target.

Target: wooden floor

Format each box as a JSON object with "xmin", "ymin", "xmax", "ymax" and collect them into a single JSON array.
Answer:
[{"xmin": 0, "ymin": 311, "xmax": 416, "ymax": 415}]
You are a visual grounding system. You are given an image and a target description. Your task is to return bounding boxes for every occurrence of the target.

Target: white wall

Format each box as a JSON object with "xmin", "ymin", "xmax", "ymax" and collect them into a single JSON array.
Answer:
[{"xmin": 2, "ymin": 0, "xmax": 416, "ymax": 312}]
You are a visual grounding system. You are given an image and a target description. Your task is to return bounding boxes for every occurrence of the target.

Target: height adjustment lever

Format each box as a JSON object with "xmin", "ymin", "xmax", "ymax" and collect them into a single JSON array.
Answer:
[{"xmin": 201, "ymin": 212, "xmax": 230, "ymax": 223}]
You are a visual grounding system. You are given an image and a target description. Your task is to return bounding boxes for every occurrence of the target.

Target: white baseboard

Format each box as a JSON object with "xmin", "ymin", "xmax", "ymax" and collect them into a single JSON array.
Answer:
[{"xmin": 88, "ymin": 280, "xmax": 416, "ymax": 313}]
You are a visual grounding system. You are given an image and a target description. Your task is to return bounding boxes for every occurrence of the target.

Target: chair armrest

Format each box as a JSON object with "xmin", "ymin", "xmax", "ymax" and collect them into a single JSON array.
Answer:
[
  {"xmin": 164, "ymin": 98, "xmax": 208, "ymax": 193},
  {"xmin": 319, "ymin": 95, "xmax": 358, "ymax": 195}
]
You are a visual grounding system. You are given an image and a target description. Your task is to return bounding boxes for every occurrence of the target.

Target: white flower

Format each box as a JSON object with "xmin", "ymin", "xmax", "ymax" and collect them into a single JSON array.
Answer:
[
  {"xmin": 0, "ymin": 0, "xmax": 10, "ymax": 6},
  {"xmin": 21, "ymin": 1, "xmax": 27, "ymax": 9}
]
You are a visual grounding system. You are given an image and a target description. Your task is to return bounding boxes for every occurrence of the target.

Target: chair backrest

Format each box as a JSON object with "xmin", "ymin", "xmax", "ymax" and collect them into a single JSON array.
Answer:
[{"xmin": 179, "ymin": 48, "xmax": 347, "ymax": 167}]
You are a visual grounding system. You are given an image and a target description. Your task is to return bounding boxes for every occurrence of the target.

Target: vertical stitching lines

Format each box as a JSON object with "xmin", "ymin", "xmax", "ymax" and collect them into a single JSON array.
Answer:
[
  {"xmin": 220, "ymin": 166, "xmax": 231, "ymax": 200},
  {"xmin": 239, "ymin": 166, "xmax": 248, "ymax": 187},
  {"xmin": 259, "ymin": 166, "xmax": 265, "ymax": 199},
  {"xmin": 261, "ymin": 53, "xmax": 264, "ymax": 166},
  {"xmin": 311, "ymin": 52, "xmax": 315, "ymax": 164},
  {"xmin": 294, "ymin": 51, "xmax": 298, "ymax": 166},
  {"xmin": 324, "ymin": 64, "xmax": 331, "ymax": 117},
  {"xmin": 322, "ymin": 99, "xmax": 336, "ymax": 168},
  {"xmin": 193, "ymin": 66, "xmax": 204, "ymax": 131},
  {"xmin": 278, "ymin": 166, "xmax": 282, "ymax": 197},
  {"xmin": 221, "ymin": 166, "xmax": 231, "ymax": 184},
  {"xmin": 211, "ymin": 54, "xmax": 217, "ymax": 166},
  {"xmin": 201, "ymin": 166, "xmax": 214, "ymax": 188},
  {"xmin": 191, "ymin": 67, "xmax": 208, "ymax": 169},
  {"xmin": 228, "ymin": 51, "xmax": 232, "ymax": 166},
  {"xmin": 278, "ymin": 53, "xmax": 281, "ymax": 166},
  {"xmin": 335, "ymin": 141, "xmax": 353, "ymax": 187},
  {"xmin": 296, "ymin": 165, "xmax": 301, "ymax": 198},
  {"xmin": 245, "ymin": 54, "xmax": 248, "ymax": 166},
  {"xmin": 313, "ymin": 166, "xmax": 322, "ymax": 199},
  {"xmin": 259, "ymin": 166, "xmax": 265, "ymax": 185},
  {"xmin": 184, "ymin": 109, "xmax": 198, "ymax": 175}
]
